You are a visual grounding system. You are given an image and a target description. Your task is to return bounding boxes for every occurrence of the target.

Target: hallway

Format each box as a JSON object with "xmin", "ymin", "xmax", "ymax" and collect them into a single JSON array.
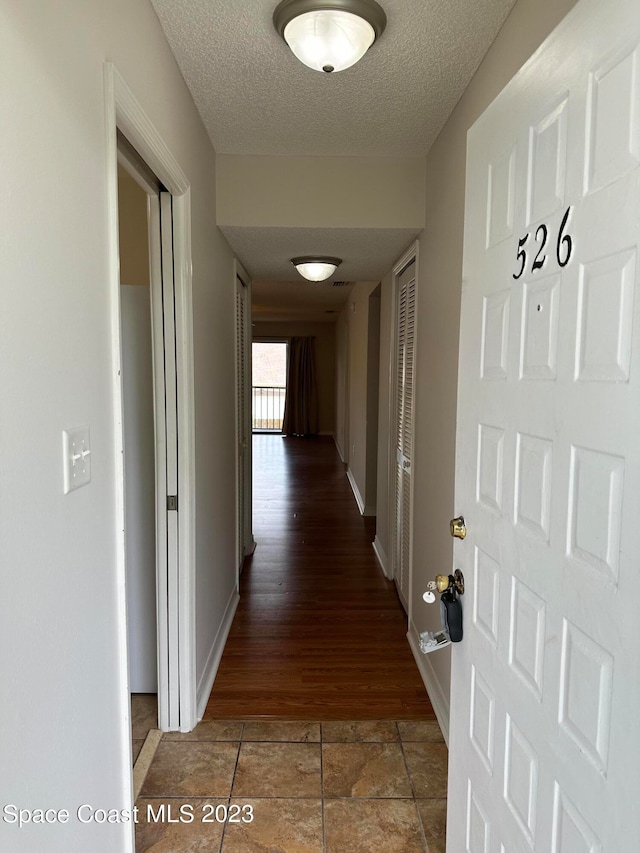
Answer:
[
  {"xmin": 134, "ymin": 436, "xmax": 447, "ymax": 850},
  {"xmin": 206, "ymin": 435, "xmax": 433, "ymax": 720}
]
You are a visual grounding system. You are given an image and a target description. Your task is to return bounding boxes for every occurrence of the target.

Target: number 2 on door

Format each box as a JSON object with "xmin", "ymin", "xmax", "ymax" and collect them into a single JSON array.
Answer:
[{"xmin": 513, "ymin": 206, "xmax": 574, "ymax": 279}]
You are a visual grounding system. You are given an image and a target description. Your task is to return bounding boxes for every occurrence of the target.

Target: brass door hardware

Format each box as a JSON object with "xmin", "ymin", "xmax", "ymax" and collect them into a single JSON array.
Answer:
[
  {"xmin": 450, "ymin": 516, "xmax": 467, "ymax": 539},
  {"xmin": 435, "ymin": 569, "xmax": 465, "ymax": 596}
]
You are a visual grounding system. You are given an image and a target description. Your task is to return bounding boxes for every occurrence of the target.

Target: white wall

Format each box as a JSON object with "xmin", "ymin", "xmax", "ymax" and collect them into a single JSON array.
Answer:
[
  {"xmin": 336, "ymin": 282, "xmax": 381, "ymax": 514},
  {"xmin": 334, "ymin": 311, "xmax": 349, "ymax": 462},
  {"xmin": 217, "ymin": 155, "xmax": 426, "ymax": 229},
  {"xmin": 1, "ymin": 1, "xmax": 236, "ymax": 850}
]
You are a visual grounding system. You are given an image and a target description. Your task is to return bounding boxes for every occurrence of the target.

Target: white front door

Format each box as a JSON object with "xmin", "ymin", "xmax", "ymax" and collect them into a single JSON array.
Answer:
[{"xmin": 448, "ymin": 0, "xmax": 640, "ymax": 850}]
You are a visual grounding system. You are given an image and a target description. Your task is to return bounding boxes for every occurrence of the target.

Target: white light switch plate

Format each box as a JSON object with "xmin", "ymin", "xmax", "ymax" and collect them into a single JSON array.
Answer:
[{"xmin": 63, "ymin": 426, "xmax": 91, "ymax": 493}]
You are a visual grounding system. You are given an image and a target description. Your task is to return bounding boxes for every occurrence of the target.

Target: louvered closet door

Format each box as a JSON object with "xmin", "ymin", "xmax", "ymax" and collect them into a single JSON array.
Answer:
[{"xmin": 393, "ymin": 260, "xmax": 416, "ymax": 612}]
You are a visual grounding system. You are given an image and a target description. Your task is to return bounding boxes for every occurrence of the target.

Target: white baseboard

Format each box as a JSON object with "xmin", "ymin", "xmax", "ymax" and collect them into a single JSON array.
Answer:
[
  {"xmin": 334, "ymin": 434, "xmax": 346, "ymax": 463},
  {"xmin": 372, "ymin": 536, "xmax": 391, "ymax": 579},
  {"xmin": 346, "ymin": 468, "xmax": 365, "ymax": 514},
  {"xmin": 407, "ymin": 623, "xmax": 450, "ymax": 746},
  {"xmin": 196, "ymin": 587, "xmax": 240, "ymax": 720}
]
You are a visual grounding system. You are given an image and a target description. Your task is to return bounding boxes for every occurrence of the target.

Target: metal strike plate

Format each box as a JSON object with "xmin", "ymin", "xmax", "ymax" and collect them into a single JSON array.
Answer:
[{"xmin": 450, "ymin": 516, "xmax": 467, "ymax": 539}]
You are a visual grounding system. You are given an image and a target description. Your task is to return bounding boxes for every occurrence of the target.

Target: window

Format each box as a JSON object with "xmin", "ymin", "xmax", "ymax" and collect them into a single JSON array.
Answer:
[{"xmin": 252, "ymin": 342, "xmax": 287, "ymax": 432}]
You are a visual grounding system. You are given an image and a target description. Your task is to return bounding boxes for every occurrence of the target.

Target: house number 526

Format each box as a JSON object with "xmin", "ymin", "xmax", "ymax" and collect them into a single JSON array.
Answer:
[{"xmin": 513, "ymin": 206, "xmax": 574, "ymax": 280}]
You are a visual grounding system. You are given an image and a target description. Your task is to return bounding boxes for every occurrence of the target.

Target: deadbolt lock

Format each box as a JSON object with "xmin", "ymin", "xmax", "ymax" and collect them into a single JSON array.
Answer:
[
  {"xmin": 450, "ymin": 516, "xmax": 467, "ymax": 540},
  {"xmin": 435, "ymin": 570, "xmax": 465, "ymax": 596}
]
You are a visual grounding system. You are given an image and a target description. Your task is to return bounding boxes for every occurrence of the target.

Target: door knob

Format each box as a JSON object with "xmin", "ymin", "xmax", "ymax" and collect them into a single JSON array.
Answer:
[
  {"xmin": 450, "ymin": 516, "xmax": 466, "ymax": 539},
  {"xmin": 435, "ymin": 574, "xmax": 451, "ymax": 594},
  {"xmin": 435, "ymin": 570, "xmax": 465, "ymax": 596}
]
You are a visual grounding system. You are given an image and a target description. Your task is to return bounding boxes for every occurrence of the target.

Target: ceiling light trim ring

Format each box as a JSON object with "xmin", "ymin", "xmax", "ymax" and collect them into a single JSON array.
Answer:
[
  {"xmin": 291, "ymin": 255, "xmax": 343, "ymax": 267},
  {"xmin": 291, "ymin": 255, "xmax": 343, "ymax": 282},
  {"xmin": 273, "ymin": 0, "xmax": 387, "ymax": 41}
]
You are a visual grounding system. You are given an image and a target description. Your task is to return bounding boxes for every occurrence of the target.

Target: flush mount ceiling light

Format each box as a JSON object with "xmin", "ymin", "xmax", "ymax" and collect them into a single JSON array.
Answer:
[
  {"xmin": 273, "ymin": 0, "xmax": 386, "ymax": 73},
  {"xmin": 291, "ymin": 256, "xmax": 342, "ymax": 281}
]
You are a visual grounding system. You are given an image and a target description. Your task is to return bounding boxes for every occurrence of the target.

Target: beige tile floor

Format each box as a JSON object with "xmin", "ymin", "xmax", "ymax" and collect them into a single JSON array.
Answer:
[{"xmin": 135, "ymin": 720, "xmax": 447, "ymax": 852}]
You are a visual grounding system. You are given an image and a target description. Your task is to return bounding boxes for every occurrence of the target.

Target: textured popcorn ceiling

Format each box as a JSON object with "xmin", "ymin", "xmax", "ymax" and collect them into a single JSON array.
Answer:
[
  {"xmin": 150, "ymin": 0, "xmax": 517, "ymax": 315},
  {"xmin": 150, "ymin": 0, "xmax": 517, "ymax": 157}
]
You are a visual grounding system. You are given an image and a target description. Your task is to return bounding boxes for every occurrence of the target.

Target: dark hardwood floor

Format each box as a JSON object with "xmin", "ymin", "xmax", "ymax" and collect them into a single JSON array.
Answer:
[{"xmin": 205, "ymin": 435, "xmax": 433, "ymax": 720}]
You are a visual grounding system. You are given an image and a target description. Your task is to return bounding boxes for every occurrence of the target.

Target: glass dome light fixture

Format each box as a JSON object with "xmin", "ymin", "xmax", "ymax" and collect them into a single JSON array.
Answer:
[
  {"xmin": 291, "ymin": 256, "xmax": 342, "ymax": 281},
  {"xmin": 273, "ymin": 0, "xmax": 387, "ymax": 74}
]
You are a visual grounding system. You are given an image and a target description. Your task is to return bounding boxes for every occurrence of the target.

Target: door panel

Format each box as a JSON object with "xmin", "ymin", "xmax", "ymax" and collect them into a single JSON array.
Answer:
[
  {"xmin": 393, "ymin": 260, "xmax": 416, "ymax": 611},
  {"xmin": 155, "ymin": 191, "xmax": 180, "ymax": 729},
  {"xmin": 449, "ymin": 1, "xmax": 640, "ymax": 850}
]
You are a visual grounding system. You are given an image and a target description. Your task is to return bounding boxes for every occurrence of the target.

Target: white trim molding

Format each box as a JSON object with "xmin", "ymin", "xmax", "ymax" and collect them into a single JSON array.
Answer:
[
  {"xmin": 372, "ymin": 536, "xmax": 391, "ymax": 579},
  {"xmin": 196, "ymin": 589, "xmax": 240, "ymax": 720},
  {"xmin": 105, "ymin": 60, "xmax": 198, "ymax": 748},
  {"xmin": 346, "ymin": 467, "xmax": 365, "ymax": 514},
  {"xmin": 407, "ymin": 623, "xmax": 450, "ymax": 745},
  {"xmin": 346, "ymin": 467, "xmax": 376, "ymax": 516}
]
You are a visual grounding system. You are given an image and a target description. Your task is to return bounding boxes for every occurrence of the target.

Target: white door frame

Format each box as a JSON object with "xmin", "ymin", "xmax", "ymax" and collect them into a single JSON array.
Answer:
[
  {"xmin": 388, "ymin": 241, "xmax": 419, "ymax": 621},
  {"xmin": 105, "ymin": 60, "xmax": 197, "ymax": 759}
]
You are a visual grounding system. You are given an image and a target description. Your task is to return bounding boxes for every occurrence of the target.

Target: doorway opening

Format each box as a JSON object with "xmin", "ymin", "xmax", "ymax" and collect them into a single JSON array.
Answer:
[
  {"xmin": 107, "ymin": 63, "xmax": 198, "ymax": 767},
  {"xmin": 117, "ymin": 162, "xmax": 158, "ymax": 760},
  {"xmin": 116, "ymin": 129, "xmax": 188, "ymax": 735},
  {"xmin": 252, "ymin": 341, "xmax": 288, "ymax": 433}
]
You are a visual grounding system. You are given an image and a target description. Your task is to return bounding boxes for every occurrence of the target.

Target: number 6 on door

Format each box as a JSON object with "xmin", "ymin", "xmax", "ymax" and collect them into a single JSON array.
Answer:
[{"xmin": 512, "ymin": 206, "xmax": 574, "ymax": 279}]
